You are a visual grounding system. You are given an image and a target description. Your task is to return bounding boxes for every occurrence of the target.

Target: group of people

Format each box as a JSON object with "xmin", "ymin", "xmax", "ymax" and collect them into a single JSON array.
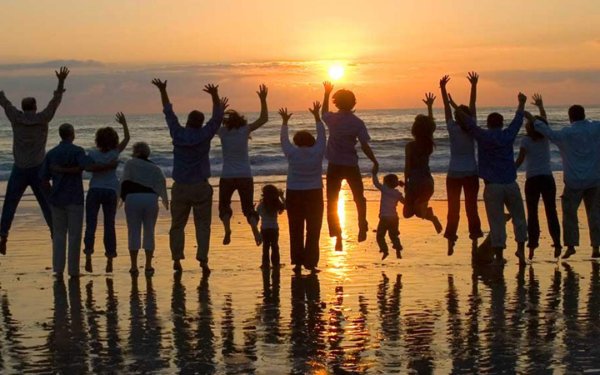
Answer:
[{"xmin": 0, "ymin": 67, "xmax": 599, "ymax": 278}]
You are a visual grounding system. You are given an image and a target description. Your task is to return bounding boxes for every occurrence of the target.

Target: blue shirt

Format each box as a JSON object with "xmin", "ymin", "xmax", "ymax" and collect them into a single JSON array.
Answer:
[
  {"xmin": 322, "ymin": 111, "xmax": 370, "ymax": 166},
  {"xmin": 464, "ymin": 111, "xmax": 524, "ymax": 184},
  {"xmin": 534, "ymin": 119, "xmax": 600, "ymax": 190},
  {"xmin": 40, "ymin": 141, "xmax": 93, "ymax": 207},
  {"xmin": 163, "ymin": 102, "xmax": 224, "ymax": 184}
]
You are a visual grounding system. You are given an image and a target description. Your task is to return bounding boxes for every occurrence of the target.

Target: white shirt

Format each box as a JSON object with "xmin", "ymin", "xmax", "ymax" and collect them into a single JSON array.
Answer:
[
  {"xmin": 281, "ymin": 121, "xmax": 326, "ymax": 190},
  {"xmin": 446, "ymin": 120, "xmax": 478, "ymax": 175},
  {"xmin": 520, "ymin": 136, "xmax": 552, "ymax": 179},
  {"xmin": 372, "ymin": 175, "xmax": 404, "ymax": 218},
  {"xmin": 534, "ymin": 119, "xmax": 600, "ymax": 189},
  {"xmin": 88, "ymin": 149, "xmax": 121, "ymax": 191},
  {"xmin": 218, "ymin": 126, "xmax": 251, "ymax": 178}
]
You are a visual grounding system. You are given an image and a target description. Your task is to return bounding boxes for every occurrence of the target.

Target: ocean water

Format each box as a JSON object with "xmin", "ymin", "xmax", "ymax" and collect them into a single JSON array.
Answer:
[{"xmin": 2, "ymin": 106, "xmax": 596, "ymax": 182}]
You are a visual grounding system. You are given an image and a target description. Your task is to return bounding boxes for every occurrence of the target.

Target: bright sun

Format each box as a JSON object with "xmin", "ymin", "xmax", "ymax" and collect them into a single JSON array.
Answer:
[{"xmin": 328, "ymin": 64, "xmax": 345, "ymax": 81}]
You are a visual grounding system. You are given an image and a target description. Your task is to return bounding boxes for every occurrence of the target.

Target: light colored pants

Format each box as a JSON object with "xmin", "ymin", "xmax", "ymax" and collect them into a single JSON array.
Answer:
[
  {"xmin": 51, "ymin": 204, "xmax": 84, "ymax": 276},
  {"xmin": 483, "ymin": 182, "xmax": 527, "ymax": 249},
  {"xmin": 125, "ymin": 193, "xmax": 159, "ymax": 252},
  {"xmin": 169, "ymin": 181, "xmax": 213, "ymax": 263},
  {"xmin": 562, "ymin": 185, "xmax": 600, "ymax": 247}
]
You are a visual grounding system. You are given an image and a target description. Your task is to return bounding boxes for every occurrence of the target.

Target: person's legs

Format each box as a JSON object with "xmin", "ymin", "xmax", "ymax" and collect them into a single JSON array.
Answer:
[
  {"xmin": 387, "ymin": 216, "xmax": 402, "ymax": 256},
  {"xmin": 444, "ymin": 176, "xmax": 462, "ymax": 244},
  {"xmin": 83, "ymin": 189, "xmax": 101, "ymax": 258},
  {"xmin": 326, "ymin": 164, "xmax": 344, "ymax": 239},
  {"xmin": 51, "ymin": 205, "xmax": 68, "ymax": 275},
  {"xmin": 286, "ymin": 190, "xmax": 305, "ymax": 270},
  {"xmin": 540, "ymin": 175, "xmax": 562, "ymax": 256},
  {"xmin": 583, "ymin": 186, "xmax": 600, "ymax": 254},
  {"xmin": 28, "ymin": 166, "xmax": 53, "ymax": 234},
  {"xmin": 304, "ymin": 189, "xmax": 324, "ymax": 270},
  {"xmin": 271, "ymin": 229, "xmax": 280, "ymax": 267},
  {"xmin": 505, "ymin": 182, "xmax": 528, "ymax": 265},
  {"xmin": 102, "ymin": 190, "xmax": 118, "ymax": 259},
  {"xmin": 376, "ymin": 218, "xmax": 389, "ymax": 255},
  {"xmin": 464, "ymin": 175, "xmax": 483, "ymax": 240},
  {"xmin": 218, "ymin": 178, "xmax": 236, "ymax": 245},
  {"xmin": 0, "ymin": 166, "xmax": 29, "ymax": 254},
  {"xmin": 192, "ymin": 181, "xmax": 213, "ymax": 272},
  {"xmin": 562, "ymin": 186, "xmax": 583, "ymax": 259},
  {"xmin": 66, "ymin": 204, "xmax": 84, "ymax": 277},
  {"xmin": 238, "ymin": 178, "xmax": 261, "ymax": 245},
  {"xmin": 524, "ymin": 176, "xmax": 542, "ymax": 251},
  {"xmin": 483, "ymin": 184, "xmax": 508, "ymax": 260},
  {"xmin": 143, "ymin": 197, "xmax": 159, "ymax": 275},
  {"xmin": 261, "ymin": 228, "xmax": 272, "ymax": 267},
  {"xmin": 125, "ymin": 194, "xmax": 143, "ymax": 273},
  {"xmin": 169, "ymin": 182, "xmax": 192, "ymax": 265},
  {"xmin": 413, "ymin": 177, "xmax": 441, "ymax": 233},
  {"xmin": 345, "ymin": 165, "xmax": 368, "ymax": 241}
]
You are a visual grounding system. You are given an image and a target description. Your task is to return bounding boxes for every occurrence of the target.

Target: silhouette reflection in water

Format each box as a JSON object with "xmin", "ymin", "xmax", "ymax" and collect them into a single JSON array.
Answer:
[
  {"xmin": 0, "ymin": 291, "xmax": 28, "ymax": 372},
  {"xmin": 376, "ymin": 272, "xmax": 402, "ymax": 369}
]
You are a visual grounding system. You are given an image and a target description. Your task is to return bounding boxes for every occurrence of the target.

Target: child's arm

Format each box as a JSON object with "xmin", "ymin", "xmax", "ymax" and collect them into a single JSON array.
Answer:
[
  {"xmin": 115, "ymin": 112, "xmax": 131, "ymax": 152},
  {"xmin": 422, "ymin": 92, "xmax": 436, "ymax": 120},
  {"xmin": 322, "ymin": 81, "xmax": 333, "ymax": 115}
]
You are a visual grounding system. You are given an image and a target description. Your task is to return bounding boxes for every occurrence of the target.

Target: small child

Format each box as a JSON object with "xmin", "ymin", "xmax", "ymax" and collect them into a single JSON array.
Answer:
[
  {"xmin": 372, "ymin": 168, "xmax": 405, "ymax": 260},
  {"xmin": 256, "ymin": 184, "xmax": 285, "ymax": 268}
]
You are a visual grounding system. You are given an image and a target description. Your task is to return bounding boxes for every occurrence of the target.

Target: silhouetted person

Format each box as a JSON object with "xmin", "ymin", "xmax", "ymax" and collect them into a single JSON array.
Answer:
[
  {"xmin": 152, "ymin": 79, "xmax": 227, "ymax": 275},
  {"xmin": 321, "ymin": 81, "xmax": 378, "ymax": 250},
  {"xmin": 533, "ymin": 105, "xmax": 600, "ymax": 259},
  {"xmin": 440, "ymin": 73, "xmax": 483, "ymax": 256},
  {"xmin": 372, "ymin": 169, "xmax": 405, "ymax": 259},
  {"xmin": 515, "ymin": 94, "xmax": 561, "ymax": 260},
  {"xmin": 0, "ymin": 66, "xmax": 69, "ymax": 255},
  {"xmin": 218, "ymin": 84, "xmax": 268, "ymax": 246},
  {"xmin": 279, "ymin": 104, "xmax": 326, "ymax": 274},
  {"xmin": 256, "ymin": 184, "xmax": 285, "ymax": 269}
]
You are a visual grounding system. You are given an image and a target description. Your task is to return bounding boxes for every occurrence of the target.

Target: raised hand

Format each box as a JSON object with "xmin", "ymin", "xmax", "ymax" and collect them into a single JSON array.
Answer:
[
  {"xmin": 115, "ymin": 112, "xmax": 127, "ymax": 126},
  {"xmin": 257, "ymin": 84, "xmax": 268, "ymax": 100},
  {"xmin": 55, "ymin": 66, "xmax": 70, "ymax": 82},
  {"xmin": 447, "ymin": 93, "xmax": 459, "ymax": 110},
  {"xmin": 440, "ymin": 75, "xmax": 451, "ymax": 89},
  {"xmin": 531, "ymin": 93, "xmax": 543, "ymax": 107},
  {"xmin": 323, "ymin": 81, "xmax": 334, "ymax": 94},
  {"xmin": 308, "ymin": 101, "xmax": 322, "ymax": 116},
  {"xmin": 422, "ymin": 92, "xmax": 436, "ymax": 107},
  {"xmin": 203, "ymin": 84, "xmax": 219, "ymax": 96},
  {"xmin": 467, "ymin": 71, "xmax": 479, "ymax": 85},
  {"xmin": 220, "ymin": 97, "xmax": 229, "ymax": 111},
  {"xmin": 518, "ymin": 92, "xmax": 527, "ymax": 105},
  {"xmin": 151, "ymin": 78, "xmax": 167, "ymax": 91},
  {"xmin": 278, "ymin": 107, "xmax": 293, "ymax": 123}
]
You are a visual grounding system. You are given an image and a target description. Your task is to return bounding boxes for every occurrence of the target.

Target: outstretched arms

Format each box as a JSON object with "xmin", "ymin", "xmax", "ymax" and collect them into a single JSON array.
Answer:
[
  {"xmin": 115, "ymin": 112, "xmax": 130, "ymax": 152},
  {"xmin": 151, "ymin": 78, "xmax": 170, "ymax": 107},
  {"xmin": 203, "ymin": 83, "xmax": 221, "ymax": 119},
  {"xmin": 248, "ymin": 84, "xmax": 269, "ymax": 132},
  {"xmin": 279, "ymin": 107, "xmax": 293, "ymax": 156},
  {"xmin": 38, "ymin": 66, "xmax": 70, "ymax": 122},
  {"xmin": 439, "ymin": 75, "xmax": 453, "ymax": 124},
  {"xmin": 467, "ymin": 71, "xmax": 478, "ymax": 119},
  {"xmin": 531, "ymin": 93, "xmax": 547, "ymax": 120},
  {"xmin": 423, "ymin": 92, "xmax": 436, "ymax": 120},
  {"xmin": 322, "ymin": 81, "xmax": 333, "ymax": 115}
]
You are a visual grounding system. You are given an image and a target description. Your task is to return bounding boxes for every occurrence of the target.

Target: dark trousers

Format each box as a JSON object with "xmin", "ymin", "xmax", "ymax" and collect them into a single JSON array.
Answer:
[
  {"xmin": 218, "ymin": 177, "xmax": 257, "ymax": 222},
  {"xmin": 525, "ymin": 174, "xmax": 561, "ymax": 249},
  {"xmin": 376, "ymin": 216, "xmax": 401, "ymax": 253},
  {"xmin": 444, "ymin": 175, "xmax": 483, "ymax": 242},
  {"xmin": 286, "ymin": 189, "xmax": 323, "ymax": 268},
  {"xmin": 261, "ymin": 228, "xmax": 280, "ymax": 266},
  {"xmin": 326, "ymin": 164, "xmax": 367, "ymax": 237},
  {"xmin": 0, "ymin": 164, "xmax": 52, "ymax": 236},
  {"xmin": 84, "ymin": 188, "xmax": 118, "ymax": 257}
]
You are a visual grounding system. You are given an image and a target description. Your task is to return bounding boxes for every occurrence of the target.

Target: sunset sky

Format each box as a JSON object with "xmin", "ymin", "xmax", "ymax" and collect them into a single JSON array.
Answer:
[{"xmin": 0, "ymin": 0, "xmax": 598, "ymax": 115}]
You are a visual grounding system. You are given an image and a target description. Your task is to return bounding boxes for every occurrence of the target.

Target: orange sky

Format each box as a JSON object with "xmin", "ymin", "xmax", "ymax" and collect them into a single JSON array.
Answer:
[{"xmin": 0, "ymin": 0, "xmax": 598, "ymax": 115}]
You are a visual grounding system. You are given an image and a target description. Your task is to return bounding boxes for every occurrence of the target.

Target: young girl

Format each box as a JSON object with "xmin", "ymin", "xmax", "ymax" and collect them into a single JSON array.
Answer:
[
  {"xmin": 403, "ymin": 100, "xmax": 443, "ymax": 233},
  {"xmin": 372, "ymin": 168, "xmax": 405, "ymax": 260},
  {"xmin": 84, "ymin": 112, "xmax": 130, "ymax": 273},
  {"xmin": 515, "ymin": 93, "xmax": 561, "ymax": 260},
  {"xmin": 256, "ymin": 184, "xmax": 285, "ymax": 268}
]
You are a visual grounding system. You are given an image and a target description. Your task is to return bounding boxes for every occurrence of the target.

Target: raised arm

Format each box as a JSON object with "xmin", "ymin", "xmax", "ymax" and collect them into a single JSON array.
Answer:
[
  {"xmin": 439, "ymin": 75, "xmax": 453, "ymax": 124},
  {"xmin": 278, "ymin": 107, "xmax": 293, "ymax": 156},
  {"xmin": 151, "ymin": 78, "xmax": 170, "ymax": 107},
  {"xmin": 467, "ymin": 71, "xmax": 478, "ymax": 119},
  {"xmin": 322, "ymin": 81, "xmax": 334, "ymax": 115},
  {"xmin": 115, "ymin": 112, "xmax": 131, "ymax": 152},
  {"xmin": 38, "ymin": 67, "xmax": 69, "ymax": 122},
  {"xmin": 503, "ymin": 93, "xmax": 527, "ymax": 140},
  {"xmin": 248, "ymin": 84, "xmax": 268, "ymax": 132},
  {"xmin": 422, "ymin": 92, "xmax": 436, "ymax": 120},
  {"xmin": 531, "ymin": 93, "xmax": 547, "ymax": 120},
  {"xmin": 0, "ymin": 91, "xmax": 19, "ymax": 122},
  {"xmin": 309, "ymin": 101, "xmax": 326, "ymax": 152},
  {"xmin": 203, "ymin": 83, "xmax": 221, "ymax": 120}
]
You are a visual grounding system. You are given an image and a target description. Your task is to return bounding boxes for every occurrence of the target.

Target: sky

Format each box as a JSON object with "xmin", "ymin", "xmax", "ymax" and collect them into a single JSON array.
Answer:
[{"xmin": 0, "ymin": 0, "xmax": 599, "ymax": 115}]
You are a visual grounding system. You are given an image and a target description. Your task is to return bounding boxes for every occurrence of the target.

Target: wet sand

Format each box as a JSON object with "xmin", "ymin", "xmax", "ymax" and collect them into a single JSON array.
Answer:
[{"xmin": 0, "ymin": 185, "xmax": 599, "ymax": 373}]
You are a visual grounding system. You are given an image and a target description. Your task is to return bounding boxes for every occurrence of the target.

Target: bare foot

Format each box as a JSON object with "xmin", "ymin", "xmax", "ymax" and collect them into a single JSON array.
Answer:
[
  {"xmin": 358, "ymin": 229, "xmax": 367, "ymax": 242},
  {"xmin": 223, "ymin": 230, "xmax": 231, "ymax": 245},
  {"xmin": 562, "ymin": 247, "xmax": 576, "ymax": 259},
  {"xmin": 381, "ymin": 251, "xmax": 389, "ymax": 260},
  {"xmin": 200, "ymin": 262, "xmax": 211, "ymax": 276},
  {"xmin": 105, "ymin": 258, "xmax": 113, "ymax": 273},
  {"xmin": 0, "ymin": 236, "xmax": 7, "ymax": 255},
  {"xmin": 173, "ymin": 260, "xmax": 182, "ymax": 272},
  {"xmin": 447, "ymin": 239, "xmax": 455, "ymax": 256},
  {"xmin": 253, "ymin": 229, "xmax": 262, "ymax": 246},
  {"xmin": 85, "ymin": 255, "xmax": 93, "ymax": 273},
  {"xmin": 432, "ymin": 216, "xmax": 443, "ymax": 234},
  {"xmin": 335, "ymin": 236, "xmax": 343, "ymax": 251}
]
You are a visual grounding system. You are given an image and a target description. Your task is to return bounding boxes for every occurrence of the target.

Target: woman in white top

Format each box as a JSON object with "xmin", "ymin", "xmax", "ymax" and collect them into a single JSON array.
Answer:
[
  {"xmin": 218, "ymin": 84, "xmax": 268, "ymax": 246},
  {"xmin": 279, "ymin": 102, "xmax": 326, "ymax": 274},
  {"xmin": 515, "ymin": 94, "xmax": 561, "ymax": 260}
]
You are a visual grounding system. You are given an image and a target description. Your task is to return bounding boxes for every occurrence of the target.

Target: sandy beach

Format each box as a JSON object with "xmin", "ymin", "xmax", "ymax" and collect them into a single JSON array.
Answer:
[{"xmin": 0, "ymin": 176, "xmax": 598, "ymax": 373}]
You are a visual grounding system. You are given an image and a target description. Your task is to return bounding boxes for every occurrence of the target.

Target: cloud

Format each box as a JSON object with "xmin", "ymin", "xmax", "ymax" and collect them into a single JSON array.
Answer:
[
  {"xmin": 0, "ymin": 59, "xmax": 104, "ymax": 71},
  {"xmin": 485, "ymin": 69, "xmax": 600, "ymax": 86}
]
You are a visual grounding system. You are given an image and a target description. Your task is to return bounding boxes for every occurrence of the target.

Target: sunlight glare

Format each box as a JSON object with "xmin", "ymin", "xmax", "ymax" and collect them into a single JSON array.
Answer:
[{"xmin": 328, "ymin": 64, "xmax": 345, "ymax": 81}]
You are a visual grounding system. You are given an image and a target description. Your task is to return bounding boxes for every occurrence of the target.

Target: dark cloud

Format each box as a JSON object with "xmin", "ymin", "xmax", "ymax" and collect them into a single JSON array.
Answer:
[{"xmin": 0, "ymin": 59, "xmax": 104, "ymax": 71}]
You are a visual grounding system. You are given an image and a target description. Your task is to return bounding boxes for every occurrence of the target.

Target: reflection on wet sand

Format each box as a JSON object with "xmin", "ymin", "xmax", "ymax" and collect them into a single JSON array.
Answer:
[{"xmin": 1, "ymin": 261, "xmax": 600, "ymax": 372}]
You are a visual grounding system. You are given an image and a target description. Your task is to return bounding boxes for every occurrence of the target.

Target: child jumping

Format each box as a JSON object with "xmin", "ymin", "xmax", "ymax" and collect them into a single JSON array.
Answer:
[
  {"xmin": 256, "ymin": 184, "xmax": 285, "ymax": 268},
  {"xmin": 372, "ymin": 167, "xmax": 405, "ymax": 259}
]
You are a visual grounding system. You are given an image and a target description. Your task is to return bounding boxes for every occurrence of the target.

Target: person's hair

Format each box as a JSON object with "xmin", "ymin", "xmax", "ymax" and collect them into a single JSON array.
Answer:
[
  {"xmin": 332, "ymin": 89, "xmax": 356, "ymax": 111},
  {"xmin": 411, "ymin": 114, "xmax": 435, "ymax": 155},
  {"xmin": 487, "ymin": 112, "xmax": 504, "ymax": 129},
  {"xmin": 260, "ymin": 184, "xmax": 284, "ymax": 215},
  {"xmin": 568, "ymin": 105, "xmax": 585, "ymax": 123},
  {"xmin": 383, "ymin": 174, "xmax": 399, "ymax": 188},
  {"xmin": 525, "ymin": 116, "xmax": 546, "ymax": 141},
  {"xmin": 293, "ymin": 130, "xmax": 316, "ymax": 147},
  {"xmin": 59, "ymin": 123, "xmax": 74, "ymax": 140},
  {"xmin": 454, "ymin": 105, "xmax": 471, "ymax": 130},
  {"xmin": 21, "ymin": 97, "xmax": 37, "ymax": 112},
  {"xmin": 132, "ymin": 142, "xmax": 151, "ymax": 159},
  {"xmin": 95, "ymin": 126, "xmax": 119, "ymax": 152},
  {"xmin": 186, "ymin": 110, "xmax": 205, "ymax": 129},
  {"xmin": 223, "ymin": 110, "xmax": 248, "ymax": 130}
]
